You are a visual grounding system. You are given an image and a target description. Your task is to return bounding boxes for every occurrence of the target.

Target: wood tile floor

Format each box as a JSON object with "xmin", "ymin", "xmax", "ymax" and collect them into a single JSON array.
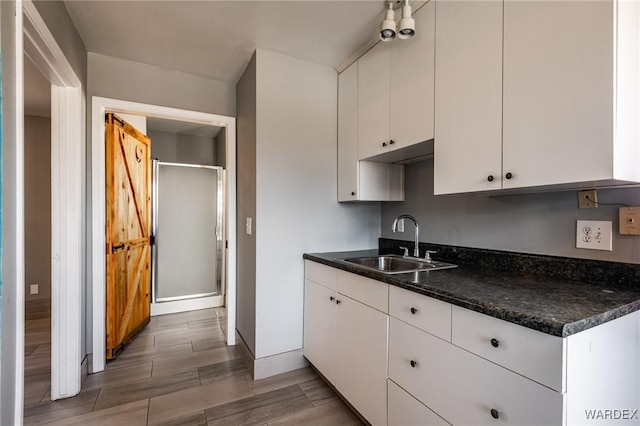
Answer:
[{"xmin": 24, "ymin": 307, "xmax": 363, "ymax": 425}]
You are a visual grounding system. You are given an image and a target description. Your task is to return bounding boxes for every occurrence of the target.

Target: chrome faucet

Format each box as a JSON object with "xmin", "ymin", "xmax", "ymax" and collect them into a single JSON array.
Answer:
[{"xmin": 392, "ymin": 214, "xmax": 420, "ymax": 258}]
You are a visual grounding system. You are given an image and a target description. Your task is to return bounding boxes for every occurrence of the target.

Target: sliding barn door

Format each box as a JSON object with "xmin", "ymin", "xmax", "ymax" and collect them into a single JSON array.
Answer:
[{"xmin": 105, "ymin": 113, "xmax": 152, "ymax": 359}]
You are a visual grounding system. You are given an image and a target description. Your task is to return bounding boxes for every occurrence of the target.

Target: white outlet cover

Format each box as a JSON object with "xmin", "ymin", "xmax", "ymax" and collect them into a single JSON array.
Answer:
[
  {"xmin": 246, "ymin": 217, "xmax": 252, "ymax": 235},
  {"xmin": 576, "ymin": 220, "xmax": 612, "ymax": 251}
]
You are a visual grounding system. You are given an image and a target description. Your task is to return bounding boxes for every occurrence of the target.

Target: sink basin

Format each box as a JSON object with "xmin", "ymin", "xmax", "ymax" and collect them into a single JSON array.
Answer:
[{"xmin": 342, "ymin": 255, "xmax": 457, "ymax": 274}]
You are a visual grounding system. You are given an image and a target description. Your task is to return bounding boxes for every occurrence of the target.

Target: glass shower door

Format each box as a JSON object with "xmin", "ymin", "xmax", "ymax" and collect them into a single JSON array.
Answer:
[{"xmin": 153, "ymin": 162, "xmax": 223, "ymax": 302}]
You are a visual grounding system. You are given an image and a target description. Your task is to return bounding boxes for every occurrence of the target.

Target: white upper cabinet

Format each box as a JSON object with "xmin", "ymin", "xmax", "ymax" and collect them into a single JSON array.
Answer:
[
  {"xmin": 338, "ymin": 61, "xmax": 405, "ymax": 202},
  {"xmin": 390, "ymin": 0, "xmax": 436, "ymax": 152},
  {"xmin": 358, "ymin": 42, "xmax": 392, "ymax": 160},
  {"xmin": 502, "ymin": 0, "xmax": 637, "ymax": 189},
  {"xmin": 338, "ymin": 62, "xmax": 360, "ymax": 202},
  {"xmin": 357, "ymin": 2, "xmax": 436, "ymax": 161},
  {"xmin": 434, "ymin": 0, "xmax": 504, "ymax": 194},
  {"xmin": 434, "ymin": 0, "xmax": 640, "ymax": 195}
]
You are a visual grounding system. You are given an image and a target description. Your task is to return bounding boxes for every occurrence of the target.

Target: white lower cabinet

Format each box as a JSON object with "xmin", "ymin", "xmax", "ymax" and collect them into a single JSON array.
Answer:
[
  {"xmin": 304, "ymin": 261, "xmax": 640, "ymax": 426},
  {"xmin": 303, "ymin": 279, "xmax": 336, "ymax": 384},
  {"xmin": 335, "ymin": 294, "xmax": 388, "ymax": 426},
  {"xmin": 388, "ymin": 380, "xmax": 450, "ymax": 426},
  {"xmin": 303, "ymin": 261, "xmax": 389, "ymax": 425},
  {"xmin": 389, "ymin": 317, "xmax": 563, "ymax": 425}
]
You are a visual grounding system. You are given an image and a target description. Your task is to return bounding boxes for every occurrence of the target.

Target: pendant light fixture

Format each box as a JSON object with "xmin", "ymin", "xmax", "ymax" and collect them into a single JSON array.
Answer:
[
  {"xmin": 398, "ymin": 0, "xmax": 415, "ymax": 39},
  {"xmin": 379, "ymin": 2, "xmax": 396, "ymax": 42}
]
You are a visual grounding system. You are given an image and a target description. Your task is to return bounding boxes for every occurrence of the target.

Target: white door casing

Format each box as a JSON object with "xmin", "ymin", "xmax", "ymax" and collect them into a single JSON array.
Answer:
[
  {"xmin": 24, "ymin": 0, "xmax": 83, "ymax": 402},
  {"xmin": 91, "ymin": 97, "xmax": 237, "ymax": 373}
]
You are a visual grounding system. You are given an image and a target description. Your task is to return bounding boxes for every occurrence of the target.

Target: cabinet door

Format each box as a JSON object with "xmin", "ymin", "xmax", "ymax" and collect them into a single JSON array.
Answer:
[
  {"xmin": 389, "ymin": 318, "xmax": 563, "ymax": 425},
  {"xmin": 335, "ymin": 295, "xmax": 388, "ymax": 426},
  {"xmin": 388, "ymin": 380, "xmax": 450, "ymax": 426},
  {"xmin": 434, "ymin": 0, "xmax": 503, "ymax": 194},
  {"xmin": 303, "ymin": 279, "xmax": 337, "ymax": 384},
  {"xmin": 390, "ymin": 0, "xmax": 435, "ymax": 150},
  {"xmin": 503, "ymin": 0, "xmax": 614, "ymax": 189},
  {"xmin": 358, "ymin": 42, "xmax": 391, "ymax": 160},
  {"xmin": 338, "ymin": 62, "xmax": 359, "ymax": 202}
]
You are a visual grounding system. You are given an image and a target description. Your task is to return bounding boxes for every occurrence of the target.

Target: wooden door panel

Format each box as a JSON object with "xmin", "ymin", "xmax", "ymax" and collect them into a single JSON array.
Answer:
[{"xmin": 106, "ymin": 113, "xmax": 151, "ymax": 359}]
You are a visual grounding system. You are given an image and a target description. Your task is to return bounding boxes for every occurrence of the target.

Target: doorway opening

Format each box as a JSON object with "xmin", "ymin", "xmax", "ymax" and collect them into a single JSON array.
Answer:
[{"xmin": 91, "ymin": 97, "xmax": 237, "ymax": 374}]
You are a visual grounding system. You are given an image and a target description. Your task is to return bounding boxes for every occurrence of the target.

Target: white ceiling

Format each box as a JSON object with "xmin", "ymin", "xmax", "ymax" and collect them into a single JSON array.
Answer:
[{"xmin": 63, "ymin": 0, "xmax": 399, "ymax": 84}]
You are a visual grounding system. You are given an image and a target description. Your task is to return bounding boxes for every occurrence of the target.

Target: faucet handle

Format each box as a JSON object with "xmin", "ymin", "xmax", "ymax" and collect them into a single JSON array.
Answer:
[
  {"xmin": 423, "ymin": 250, "xmax": 437, "ymax": 262},
  {"xmin": 399, "ymin": 246, "xmax": 410, "ymax": 257}
]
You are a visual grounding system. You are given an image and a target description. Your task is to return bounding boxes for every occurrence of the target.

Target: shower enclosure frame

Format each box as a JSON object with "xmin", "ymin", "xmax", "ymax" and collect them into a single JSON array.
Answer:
[{"xmin": 151, "ymin": 160, "xmax": 225, "ymax": 311}]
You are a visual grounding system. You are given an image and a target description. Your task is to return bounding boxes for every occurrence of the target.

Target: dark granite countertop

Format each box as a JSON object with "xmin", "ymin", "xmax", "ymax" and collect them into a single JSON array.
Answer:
[{"xmin": 303, "ymin": 245, "xmax": 640, "ymax": 338}]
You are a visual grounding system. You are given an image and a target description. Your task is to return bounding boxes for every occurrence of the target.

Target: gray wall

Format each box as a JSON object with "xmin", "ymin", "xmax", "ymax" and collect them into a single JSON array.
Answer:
[
  {"xmin": 33, "ymin": 1, "xmax": 87, "ymax": 85},
  {"xmin": 24, "ymin": 116, "xmax": 52, "ymax": 302},
  {"xmin": 236, "ymin": 53, "xmax": 257, "ymax": 356},
  {"xmin": 215, "ymin": 129, "xmax": 226, "ymax": 169},
  {"xmin": 381, "ymin": 159, "xmax": 640, "ymax": 264},
  {"xmin": 149, "ymin": 130, "xmax": 217, "ymax": 166},
  {"xmin": 248, "ymin": 49, "xmax": 381, "ymax": 360},
  {"xmin": 88, "ymin": 53, "xmax": 235, "ymax": 117},
  {"xmin": 86, "ymin": 52, "xmax": 236, "ymax": 356},
  {"xmin": 33, "ymin": 0, "xmax": 88, "ymax": 359}
]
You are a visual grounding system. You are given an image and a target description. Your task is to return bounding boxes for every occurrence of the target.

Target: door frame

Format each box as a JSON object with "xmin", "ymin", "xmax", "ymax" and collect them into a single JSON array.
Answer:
[
  {"xmin": 24, "ymin": 0, "xmax": 83, "ymax": 402},
  {"xmin": 91, "ymin": 97, "xmax": 237, "ymax": 373}
]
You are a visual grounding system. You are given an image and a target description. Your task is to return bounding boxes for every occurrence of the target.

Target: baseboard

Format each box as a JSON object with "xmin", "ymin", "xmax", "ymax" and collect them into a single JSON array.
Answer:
[
  {"xmin": 82, "ymin": 354, "xmax": 91, "ymax": 378},
  {"xmin": 234, "ymin": 332, "xmax": 309, "ymax": 380},
  {"xmin": 234, "ymin": 332, "xmax": 255, "ymax": 378},
  {"xmin": 253, "ymin": 349, "xmax": 309, "ymax": 380},
  {"xmin": 150, "ymin": 295, "xmax": 224, "ymax": 316}
]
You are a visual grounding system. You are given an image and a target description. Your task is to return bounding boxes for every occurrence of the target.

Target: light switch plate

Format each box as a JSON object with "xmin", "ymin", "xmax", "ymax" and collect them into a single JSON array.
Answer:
[
  {"xmin": 246, "ymin": 217, "xmax": 252, "ymax": 235},
  {"xmin": 576, "ymin": 220, "xmax": 612, "ymax": 251},
  {"xmin": 619, "ymin": 207, "xmax": 640, "ymax": 235}
]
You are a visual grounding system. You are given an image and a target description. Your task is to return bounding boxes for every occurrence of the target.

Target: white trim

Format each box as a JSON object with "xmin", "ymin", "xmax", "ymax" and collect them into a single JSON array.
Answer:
[
  {"xmin": 91, "ymin": 97, "xmax": 237, "ymax": 373},
  {"xmin": 253, "ymin": 350, "xmax": 309, "ymax": 381},
  {"xmin": 150, "ymin": 295, "xmax": 224, "ymax": 317},
  {"xmin": 1, "ymin": 0, "xmax": 26, "ymax": 422},
  {"xmin": 49, "ymin": 85, "xmax": 83, "ymax": 399},
  {"xmin": 8, "ymin": 0, "xmax": 84, "ymax": 404}
]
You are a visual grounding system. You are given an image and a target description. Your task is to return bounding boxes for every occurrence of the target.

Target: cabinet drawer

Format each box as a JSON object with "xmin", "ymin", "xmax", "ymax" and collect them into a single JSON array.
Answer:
[
  {"xmin": 304, "ymin": 260, "xmax": 336, "ymax": 290},
  {"xmin": 451, "ymin": 305, "xmax": 565, "ymax": 392},
  {"xmin": 389, "ymin": 286, "xmax": 451, "ymax": 341},
  {"xmin": 388, "ymin": 380, "xmax": 449, "ymax": 426},
  {"xmin": 336, "ymin": 270, "xmax": 388, "ymax": 313},
  {"xmin": 389, "ymin": 318, "xmax": 563, "ymax": 425}
]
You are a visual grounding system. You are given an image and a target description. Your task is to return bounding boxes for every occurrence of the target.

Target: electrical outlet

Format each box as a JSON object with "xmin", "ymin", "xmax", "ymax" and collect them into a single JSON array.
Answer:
[
  {"xmin": 619, "ymin": 206, "xmax": 640, "ymax": 235},
  {"xmin": 578, "ymin": 190, "xmax": 598, "ymax": 209},
  {"xmin": 246, "ymin": 217, "xmax": 252, "ymax": 235},
  {"xmin": 576, "ymin": 220, "xmax": 612, "ymax": 251},
  {"xmin": 30, "ymin": 284, "xmax": 39, "ymax": 295}
]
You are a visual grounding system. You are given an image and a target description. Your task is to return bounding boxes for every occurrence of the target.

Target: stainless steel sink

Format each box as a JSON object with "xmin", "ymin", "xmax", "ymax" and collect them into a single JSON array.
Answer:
[{"xmin": 342, "ymin": 255, "xmax": 457, "ymax": 274}]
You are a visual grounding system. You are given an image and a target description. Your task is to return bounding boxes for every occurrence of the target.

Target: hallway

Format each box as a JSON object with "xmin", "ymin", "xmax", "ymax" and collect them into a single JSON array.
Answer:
[{"xmin": 23, "ymin": 308, "xmax": 363, "ymax": 425}]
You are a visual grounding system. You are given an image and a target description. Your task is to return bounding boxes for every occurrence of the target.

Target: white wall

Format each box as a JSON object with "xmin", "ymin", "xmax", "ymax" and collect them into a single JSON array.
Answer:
[
  {"xmin": 381, "ymin": 159, "xmax": 640, "ymax": 263},
  {"xmin": 253, "ymin": 50, "xmax": 380, "ymax": 359}
]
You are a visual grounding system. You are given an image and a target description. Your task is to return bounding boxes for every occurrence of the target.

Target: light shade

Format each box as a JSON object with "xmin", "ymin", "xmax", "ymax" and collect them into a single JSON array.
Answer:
[
  {"xmin": 380, "ymin": 3, "xmax": 396, "ymax": 42},
  {"xmin": 398, "ymin": 1, "xmax": 415, "ymax": 39}
]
